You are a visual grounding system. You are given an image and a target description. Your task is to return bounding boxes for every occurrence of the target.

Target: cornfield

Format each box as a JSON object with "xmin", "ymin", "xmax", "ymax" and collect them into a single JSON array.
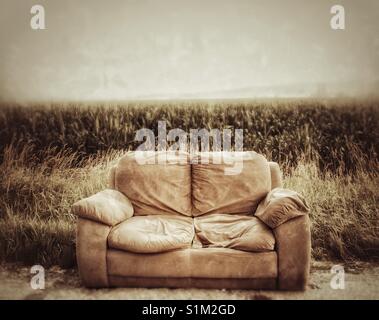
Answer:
[{"xmin": 1, "ymin": 98, "xmax": 378, "ymax": 174}]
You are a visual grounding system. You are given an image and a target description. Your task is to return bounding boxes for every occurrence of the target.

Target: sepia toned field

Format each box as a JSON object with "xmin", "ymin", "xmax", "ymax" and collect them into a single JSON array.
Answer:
[{"xmin": 0, "ymin": 99, "xmax": 378, "ymax": 267}]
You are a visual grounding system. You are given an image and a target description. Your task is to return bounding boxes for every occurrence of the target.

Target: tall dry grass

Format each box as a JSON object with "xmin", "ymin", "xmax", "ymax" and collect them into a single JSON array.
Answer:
[
  {"xmin": 0, "ymin": 144, "xmax": 377, "ymax": 266},
  {"xmin": 0, "ymin": 145, "xmax": 123, "ymax": 266},
  {"xmin": 285, "ymin": 159, "xmax": 378, "ymax": 261}
]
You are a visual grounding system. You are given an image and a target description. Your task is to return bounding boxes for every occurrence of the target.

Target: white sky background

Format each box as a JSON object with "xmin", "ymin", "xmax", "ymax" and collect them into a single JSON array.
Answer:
[{"xmin": 0, "ymin": 0, "xmax": 378, "ymax": 101}]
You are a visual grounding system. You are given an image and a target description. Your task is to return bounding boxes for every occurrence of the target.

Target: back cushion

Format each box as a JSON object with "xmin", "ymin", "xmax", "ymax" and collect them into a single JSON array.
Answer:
[
  {"xmin": 269, "ymin": 161, "xmax": 283, "ymax": 189},
  {"xmin": 191, "ymin": 152, "xmax": 271, "ymax": 216},
  {"xmin": 114, "ymin": 151, "xmax": 191, "ymax": 216}
]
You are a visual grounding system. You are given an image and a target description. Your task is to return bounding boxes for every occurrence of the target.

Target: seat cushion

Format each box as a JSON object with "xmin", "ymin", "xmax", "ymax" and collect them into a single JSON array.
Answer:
[
  {"xmin": 194, "ymin": 214, "xmax": 275, "ymax": 252},
  {"xmin": 113, "ymin": 151, "xmax": 192, "ymax": 216},
  {"xmin": 108, "ymin": 215, "xmax": 194, "ymax": 253},
  {"xmin": 191, "ymin": 151, "xmax": 271, "ymax": 216}
]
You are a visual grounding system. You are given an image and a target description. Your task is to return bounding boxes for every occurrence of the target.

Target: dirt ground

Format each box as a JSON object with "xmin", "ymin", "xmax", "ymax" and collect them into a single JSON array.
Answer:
[{"xmin": 0, "ymin": 261, "xmax": 378, "ymax": 300}]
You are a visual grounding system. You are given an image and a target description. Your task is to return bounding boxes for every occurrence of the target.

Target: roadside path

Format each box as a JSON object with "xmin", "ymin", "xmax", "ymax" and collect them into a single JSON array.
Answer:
[{"xmin": 0, "ymin": 261, "xmax": 378, "ymax": 300}]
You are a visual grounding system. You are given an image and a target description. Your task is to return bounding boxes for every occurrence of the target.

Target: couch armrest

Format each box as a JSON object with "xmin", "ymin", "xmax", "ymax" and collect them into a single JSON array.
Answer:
[
  {"xmin": 76, "ymin": 218, "xmax": 111, "ymax": 287},
  {"xmin": 72, "ymin": 189, "xmax": 134, "ymax": 226},
  {"xmin": 274, "ymin": 215, "xmax": 311, "ymax": 290},
  {"xmin": 255, "ymin": 188, "xmax": 311, "ymax": 290},
  {"xmin": 255, "ymin": 188, "xmax": 309, "ymax": 228}
]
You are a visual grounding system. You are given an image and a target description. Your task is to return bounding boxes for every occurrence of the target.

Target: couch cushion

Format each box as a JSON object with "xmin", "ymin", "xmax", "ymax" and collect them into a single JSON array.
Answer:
[
  {"xmin": 269, "ymin": 162, "xmax": 283, "ymax": 189},
  {"xmin": 113, "ymin": 151, "xmax": 192, "ymax": 216},
  {"xmin": 108, "ymin": 215, "xmax": 194, "ymax": 253},
  {"xmin": 194, "ymin": 214, "xmax": 275, "ymax": 252},
  {"xmin": 191, "ymin": 151, "xmax": 271, "ymax": 216}
]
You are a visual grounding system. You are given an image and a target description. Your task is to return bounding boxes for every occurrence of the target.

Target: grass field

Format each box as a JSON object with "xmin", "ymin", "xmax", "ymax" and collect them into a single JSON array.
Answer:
[{"xmin": 0, "ymin": 99, "xmax": 378, "ymax": 266}]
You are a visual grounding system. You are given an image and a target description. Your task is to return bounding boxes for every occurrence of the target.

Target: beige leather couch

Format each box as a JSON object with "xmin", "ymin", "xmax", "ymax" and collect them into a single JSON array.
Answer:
[{"xmin": 73, "ymin": 151, "xmax": 311, "ymax": 290}]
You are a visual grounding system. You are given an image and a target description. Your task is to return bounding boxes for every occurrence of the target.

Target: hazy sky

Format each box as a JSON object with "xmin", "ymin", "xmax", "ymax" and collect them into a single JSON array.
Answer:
[{"xmin": 0, "ymin": 0, "xmax": 378, "ymax": 101}]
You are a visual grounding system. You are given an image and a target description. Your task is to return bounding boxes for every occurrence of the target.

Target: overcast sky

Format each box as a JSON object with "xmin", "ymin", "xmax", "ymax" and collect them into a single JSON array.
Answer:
[{"xmin": 0, "ymin": 0, "xmax": 378, "ymax": 101}]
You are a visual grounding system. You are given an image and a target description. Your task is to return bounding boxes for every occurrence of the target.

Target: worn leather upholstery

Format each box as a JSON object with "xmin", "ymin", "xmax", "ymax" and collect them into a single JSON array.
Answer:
[
  {"xmin": 189, "ymin": 248, "xmax": 277, "ymax": 279},
  {"xmin": 76, "ymin": 218, "xmax": 111, "ymax": 287},
  {"xmin": 74, "ymin": 152, "xmax": 311, "ymax": 290},
  {"xmin": 72, "ymin": 189, "xmax": 133, "ymax": 226},
  {"xmin": 107, "ymin": 276, "xmax": 277, "ymax": 290},
  {"xmin": 255, "ymin": 188, "xmax": 310, "ymax": 228},
  {"xmin": 194, "ymin": 214, "xmax": 275, "ymax": 252},
  {"xmin": 274, "ymin": 215, "xmax": 311, "ymax": 290},
  {"xmin": 114, "ymin": 152, "xmax": 192, "ymax": 216},
  {"xmin": 107, "ymin": 248, "xmax": 191, "ymax": 278},
  {"xmin": 108, "ymin": 215, "xmax": 194, "ymax": 253},
  {"xmin": 192, "ymin": 152, "xmax": 271, "ymax": 216},
  {"xmin": 269, "ymin": 161, "xmax": 283, "ymax": 189},
  {"xmin": 107, "ymin": 248, "xmax": 277, "ymax": 279}
]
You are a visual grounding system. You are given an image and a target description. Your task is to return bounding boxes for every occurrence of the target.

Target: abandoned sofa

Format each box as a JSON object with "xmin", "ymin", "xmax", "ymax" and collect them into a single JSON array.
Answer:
[{"xmin": 72, "ymin": 151, "xmax": 311, "ymax": 290}]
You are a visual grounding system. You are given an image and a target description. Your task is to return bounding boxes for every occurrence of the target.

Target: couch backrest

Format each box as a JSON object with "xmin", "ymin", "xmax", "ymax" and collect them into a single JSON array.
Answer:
[
  {"xmin": 110, "ymin": 151, "xmax": 275, "ymax": 217},
  {"xmin": 112, "ymin": 152, "xmax": 192, "ymax": 216},
  {"xmin": 191, "ymin": 152, "xmax": 271, "ymax": 216},
  {"xmin": 269, "ymin": 161, "xmax": 283, "ymax": 189}
]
